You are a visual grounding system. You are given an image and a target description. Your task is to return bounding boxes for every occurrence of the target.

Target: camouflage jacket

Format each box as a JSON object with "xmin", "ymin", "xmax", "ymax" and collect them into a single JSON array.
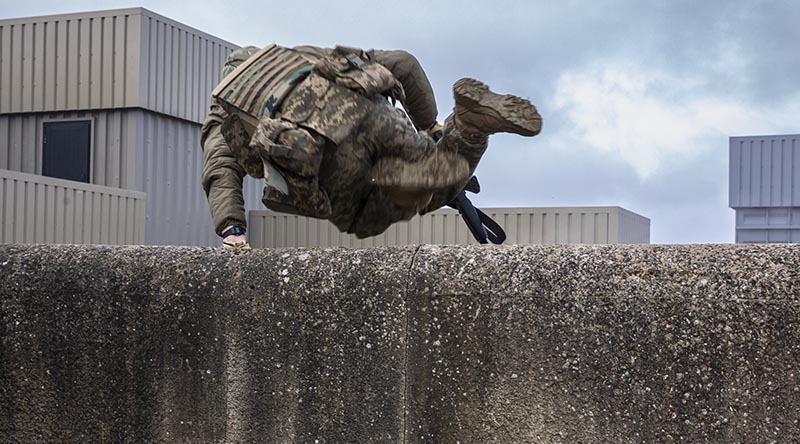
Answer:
[{"xmin": 201, "ymin": 45, "xmax": 438, "ymax": 236}]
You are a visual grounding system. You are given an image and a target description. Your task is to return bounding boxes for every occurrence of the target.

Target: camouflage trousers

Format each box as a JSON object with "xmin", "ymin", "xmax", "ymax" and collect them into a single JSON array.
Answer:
[{"xmin": 236, "ymin": 100, "xmax": 489, "ymax": 238}]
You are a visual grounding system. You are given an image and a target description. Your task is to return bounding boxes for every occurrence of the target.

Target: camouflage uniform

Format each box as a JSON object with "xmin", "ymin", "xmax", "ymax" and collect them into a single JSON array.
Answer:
[{"xmin": 201, "ymin": 45, "xmax": 511, "ymax": 238}]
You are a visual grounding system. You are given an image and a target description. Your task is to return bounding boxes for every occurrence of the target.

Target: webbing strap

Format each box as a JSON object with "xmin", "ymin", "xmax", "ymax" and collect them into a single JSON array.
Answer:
[{"xmin": 447, "ymin": 177, "xmax": 506, "ymax": 245}]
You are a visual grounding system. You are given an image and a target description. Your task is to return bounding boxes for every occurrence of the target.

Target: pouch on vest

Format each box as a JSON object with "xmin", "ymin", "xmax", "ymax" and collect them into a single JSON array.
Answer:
[{"xmin": 312, "ymin": 47, "xmax": 405, "ymax": 101}]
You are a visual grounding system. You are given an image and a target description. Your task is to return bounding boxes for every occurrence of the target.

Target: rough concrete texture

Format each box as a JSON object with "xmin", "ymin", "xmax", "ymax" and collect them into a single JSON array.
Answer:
[{"xmin": 1, "ymin": 244, "xmax": 799, "ymax": 443}]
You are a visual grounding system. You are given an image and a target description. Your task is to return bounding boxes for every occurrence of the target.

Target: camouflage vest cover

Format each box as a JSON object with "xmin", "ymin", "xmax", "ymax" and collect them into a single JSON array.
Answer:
[{"xmin": 213, "ymin": 44, "xmax": 378, "ymax": 144}]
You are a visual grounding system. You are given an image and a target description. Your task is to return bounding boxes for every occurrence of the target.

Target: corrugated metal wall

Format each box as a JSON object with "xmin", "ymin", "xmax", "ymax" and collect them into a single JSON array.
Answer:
[
  {"xmin": 248, "ymin": 207, "xmax": 651, "ymax": 248},
  {"xmin": 729, "ymin": 134, "xmax": 800, "ymax": 244},
  {"xmin": 1, "ymin": 168, "xmax": 146, "ymax": 244},
  {"xmin": 735, "ymin": 207, "xmax": 800, "ymax": 243},
  {"xmin": 137, "ymin": 9, "xmax": 235, "ymax": 124},
  {"xmin": 729, "ymin": 134, "xmax": 800, "ymax": 208},
  {"xmin": 134, "ymin": 109, "xmax": 264, "ymax": 246},
  {"xmin": 0, "ymin": 10, "xmax": 141, "ymax": 114},
  {"xmin": 0, "ymin": 8, "xmax": 236, "ymax": 124},
  {"xmin": 618, "ymin": 207, "xmax": 651, "ymax": 244},
  {"xmin": 0, "ymin": 110, "xmax": 138, "ymax": 189}
]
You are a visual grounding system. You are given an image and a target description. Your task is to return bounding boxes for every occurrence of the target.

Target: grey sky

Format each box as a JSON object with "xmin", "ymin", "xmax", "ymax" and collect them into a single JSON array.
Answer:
[{"xmin": 4, "ymin": 0, "xmax": 798, "ymax": 243}]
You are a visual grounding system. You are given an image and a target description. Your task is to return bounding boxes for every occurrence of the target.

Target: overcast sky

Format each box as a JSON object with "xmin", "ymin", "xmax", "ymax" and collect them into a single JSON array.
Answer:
[{"xmin": 4, "ymin": 0, "xmax": 799, "ymax": 243}]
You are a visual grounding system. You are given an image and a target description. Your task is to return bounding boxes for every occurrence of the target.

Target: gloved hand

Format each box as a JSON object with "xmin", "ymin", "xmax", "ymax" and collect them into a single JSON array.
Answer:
[
  {"xmin": 223, "ymin": 240, "xmax": 252, "ymax": 250},
  {"xmin": 423, "ymin": 122, "xmax": 444, "ymax": 141},
  {"xmin": 221, "ymin": 225, "xmax": 251, "ymax": 250}
]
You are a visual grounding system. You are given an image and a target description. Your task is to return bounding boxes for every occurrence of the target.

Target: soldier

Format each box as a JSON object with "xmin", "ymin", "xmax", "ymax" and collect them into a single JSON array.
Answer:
[{"xmin": 201, "ymin": 44, "xmax": 541, "ymax": 247}]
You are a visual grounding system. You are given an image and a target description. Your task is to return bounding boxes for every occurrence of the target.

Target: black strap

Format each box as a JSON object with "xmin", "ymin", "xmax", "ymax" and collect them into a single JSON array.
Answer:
[{"xmin": 446, "ymin": 177, "xmax": 506, "ymax": 245}]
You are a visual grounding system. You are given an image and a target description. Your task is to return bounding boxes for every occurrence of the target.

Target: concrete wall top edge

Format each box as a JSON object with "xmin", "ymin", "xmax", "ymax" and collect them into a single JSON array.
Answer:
[{"xmin": 2, "ymin": 243, "xmax": 797, "ymax": 301}]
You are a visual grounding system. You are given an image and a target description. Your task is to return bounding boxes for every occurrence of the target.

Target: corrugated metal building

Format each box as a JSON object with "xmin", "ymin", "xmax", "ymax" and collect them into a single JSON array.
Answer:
[
  {"xmin": 0, "ymin": 8, "xmax": 263, "ymax": 245},
  {"xmin": 249, "ymin": 206, "xmax": 650, "ymax": 248},
  {"xmin": 730, "ymin": 134, "xmax": 800, "ymax": 243}
]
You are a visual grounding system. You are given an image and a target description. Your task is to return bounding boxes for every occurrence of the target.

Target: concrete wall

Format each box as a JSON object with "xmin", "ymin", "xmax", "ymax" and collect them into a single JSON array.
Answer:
[
  {"xmin": 249, "ymin": 206, "xmax": 650, "ymax": 248},
  {"xmin": 1, "ymin": 244, "xmax": 798, "ymax": 443}
]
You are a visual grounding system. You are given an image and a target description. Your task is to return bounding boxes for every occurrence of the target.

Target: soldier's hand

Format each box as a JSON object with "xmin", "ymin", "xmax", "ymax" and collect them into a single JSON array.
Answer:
[
  {"xmin": 222, "ymin": 234, "xmax": 250, "ymax": 249},
  {"xmin": 221, "ymin": 225, "xmax": 251, "ymax": 250}
]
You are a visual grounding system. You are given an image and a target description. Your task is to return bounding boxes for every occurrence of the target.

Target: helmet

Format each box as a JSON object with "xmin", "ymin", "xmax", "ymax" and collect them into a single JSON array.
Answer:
[{"xmin": 222, "ymin": 45, "xmax": 260, "ymax": 77}]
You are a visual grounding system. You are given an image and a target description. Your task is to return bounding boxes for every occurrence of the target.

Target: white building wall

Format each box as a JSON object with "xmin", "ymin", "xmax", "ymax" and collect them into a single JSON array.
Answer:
[{"xmin": 248, "ymin": 207, "xmax": 651, "ymax": 248}]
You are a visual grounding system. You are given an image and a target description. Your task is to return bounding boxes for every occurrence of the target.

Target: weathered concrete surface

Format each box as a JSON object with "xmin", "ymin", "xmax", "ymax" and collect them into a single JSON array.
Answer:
[
  {"xmin": 407, "ymin": 245, "xmax": 800, "ymax": 443},
  {"xmin": 1, "ymin": 244, "xmax": 799, "ymax": 443},
  {"xmin": 0, "ymin": 245, "xmax": 411, "ymax": 443}
]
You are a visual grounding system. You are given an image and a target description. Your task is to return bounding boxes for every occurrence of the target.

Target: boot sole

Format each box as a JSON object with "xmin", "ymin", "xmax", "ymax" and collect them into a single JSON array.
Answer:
[{"xmin": 453, "ymin": 78, "xmax": 541, "ymax": 136}]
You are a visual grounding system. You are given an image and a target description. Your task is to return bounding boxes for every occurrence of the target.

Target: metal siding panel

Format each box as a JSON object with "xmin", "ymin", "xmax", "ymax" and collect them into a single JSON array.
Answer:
[
  {"xmin": 156, "ymin": 21, "xmax": 165, "ymax": 113},
  {"xmin": 0, "ymin": 117, "xmax": 8, "ymax": 169},
  {"xmin": 21, "ymin": 22, "xmax": 34, "ymax": 112},
  {"xmin": 122, "ymin": 111, "xmax": 137, "ymax": 189},
  {"xmin": 2, "ymin": 178, "xmax": 12, "ymax": 242},
  {"xmin": 125, "ymin": 14, "xmax": 141, "ymax": 108},
  {"xmin": 139, "ymin": 16, "xmax": 152, "ymax": 108},
  {"xmin": 66, "ymin": 19, "xmax": 79, "ymax": 110},
  {"xmin": 113, "ymin": 15, "xmax": 126, "ymax": 108},
  {"xmin": 13, "ymin": 180, "xmax": 24, "ymax": 241},
  {"xmin": 10, "ymin": 24, "xmax": 22, "ymax": 111},
  {"xmin": 53, "ymin": 186, "xmax": 64, "ymax": 243},
  {"xmin": 756, "ymin": 140, "xmax": 767, "ymax": 206},
  {"xmin": 64, "ymin": 188, "xmax": 75, "ymax": 243},
  {"xmin": 742, "ymin": 140, "xmax": 753, "ymax": 207},
  {"xmin": 170, "ymin": 25, "xmax": 180, "ymax": 117},
  {"xmin": 93, "ymin": 113, "xmax": 107, "ymax": 185},
  {"xmin": 568, "ymin": 212, "xmax": 581, "ymax": 243},
  {"xmin": 21, "ymin": 118, "xmax": 35, "ymax": 173},
  {"xmin": 1, "ymin": 25, "xmax": 11, "ymax": 111},
  {"xmin": 74, "ymin": 189, "xmax": 85, "ymax": 243},
  {"xmin": 91, "ymin": 192, "xmax": 101, "ymax": 243},
  {"xmin": 770, "ymin": 139, "xmax": 781, "ymax": 205},
  {"xmin": 597, "ymin": 213, "xmax": 609, "ymax": 243},
  {"xmin": 90, "ymin": 17, "xmax": 103, "ymax": 109},
  {"xmin": 8, "ymin": 117, "xmax": 21, "ymax": 170},
  {"xmin": 101, "ymin": 17, "xmax": 114, "ymax": 108},
  {"xmin": 177, "ymin": 30, "xmax": 186, "ymax": 119},
  {"xmin": 794, "ymin": 138, "xmax": 800, "ymax": 206},
  {"xmin": 188, "ymin": 33, "xmax": 196, "ymax": 122},
  {"xmin": 34, "ymin": 182, "xmax": 45, "ymax": 241},
  {"xmin": 78, "ymin": 19, "xmax": 91, "ymax": 108},
  {"xmin": 729, "ymin": 140, "xmax": 739, "ymax": 207},
  {"xmin": 782, "ymin": 138, "xmax": 793, "ymax": 206},
  {"xmin": 31, "ymin": 22, "xmax": 45, "ymax": 111},
  {"xmin": 55, "ymin": 20, "xmax": 67, "ymax": 110},
  {"xmin": 24, "ymin": 181, "xmax": 35, "ymax": 242}
]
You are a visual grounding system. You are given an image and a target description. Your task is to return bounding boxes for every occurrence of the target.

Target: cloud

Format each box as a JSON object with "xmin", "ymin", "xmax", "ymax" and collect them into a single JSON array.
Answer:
[{"xmin": 552, "ymin": 59, "xmax": 800, "ymax": 178}]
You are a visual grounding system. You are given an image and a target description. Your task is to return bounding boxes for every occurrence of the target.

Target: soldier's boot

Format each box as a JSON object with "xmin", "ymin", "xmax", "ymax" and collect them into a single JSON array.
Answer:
[
  {"xmin": 452, "ymin": 78, "xmax": 542, "ymax": 139},
  {"xmin": 372, "ymin": 151, "xmax": 469, "ymax": 210}
]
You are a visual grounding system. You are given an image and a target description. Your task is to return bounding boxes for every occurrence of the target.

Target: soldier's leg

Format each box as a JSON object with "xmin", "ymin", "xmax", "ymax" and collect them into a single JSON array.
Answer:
[
  {"xmin": 422, "ymin": 78, "xmax": 543, "ymax": 211},
  {"xmin": 367, "ymin": 77, "xmax": 540, "ymax": 205},
  {"xmin": 357, "ymin": 103, "xmax": 470, "ymax": 210}
]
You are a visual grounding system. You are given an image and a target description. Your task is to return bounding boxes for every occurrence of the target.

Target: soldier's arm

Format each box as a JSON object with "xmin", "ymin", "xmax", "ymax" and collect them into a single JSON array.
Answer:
[
  {"xmin": 371, "ymin": 50, "xmax": 438, "ymax": 131},
  {"xmin": 201, "ymin": 99, "xmax": 248, "ymax": 237}
]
